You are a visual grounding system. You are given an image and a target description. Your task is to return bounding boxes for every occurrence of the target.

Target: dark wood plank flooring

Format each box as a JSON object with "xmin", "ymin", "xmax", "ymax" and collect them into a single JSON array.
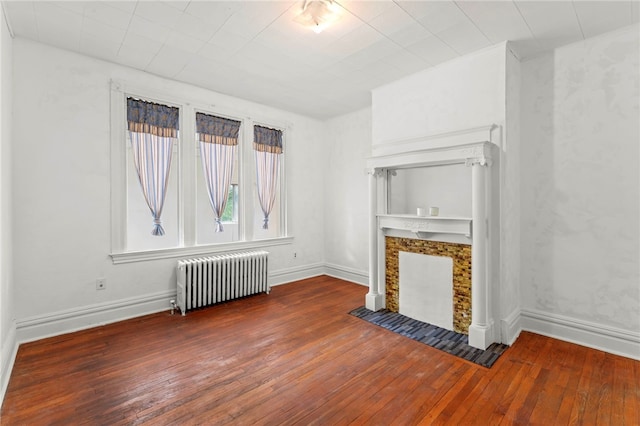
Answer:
[{"xmin": 2, "ymin": 276, "xmax": 639, "ymax": 425}]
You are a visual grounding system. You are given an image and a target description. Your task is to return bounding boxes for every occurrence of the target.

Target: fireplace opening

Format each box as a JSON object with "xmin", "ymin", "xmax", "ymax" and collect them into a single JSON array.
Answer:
[{"xmin": 386, "ymin": 236, "xmax": 471, "ymax": 334}]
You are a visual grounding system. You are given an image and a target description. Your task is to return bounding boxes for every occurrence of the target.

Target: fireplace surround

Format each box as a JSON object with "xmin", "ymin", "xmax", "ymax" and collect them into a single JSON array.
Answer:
[{"xmin": 365, "ymin": 125, "xmax": 498, "ymax": 350}]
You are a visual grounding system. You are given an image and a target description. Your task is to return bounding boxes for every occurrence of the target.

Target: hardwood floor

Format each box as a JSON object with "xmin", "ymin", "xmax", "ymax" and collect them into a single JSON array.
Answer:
[{"xmin": 2, "ymin": 276, "xmax": 638, "ymax": 425}]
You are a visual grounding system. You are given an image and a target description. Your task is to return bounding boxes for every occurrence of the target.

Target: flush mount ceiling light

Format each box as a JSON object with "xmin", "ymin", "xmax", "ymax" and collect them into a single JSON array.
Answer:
[{"xmin": 294, "ymin": 0, "xmax": 341, "ymax": 34}]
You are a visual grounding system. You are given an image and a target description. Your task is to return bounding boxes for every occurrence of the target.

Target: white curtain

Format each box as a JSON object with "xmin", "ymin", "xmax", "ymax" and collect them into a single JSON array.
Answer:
[
  {"xmin": 127, "ymin": 98, "xmax": 178, "ymax": 236},
  {"xmin": 255, "ymin": 151, "xmax": 280, "ymax": 229},
  {"xmin": 196, "ymin": 113, "xmax": 241, "ymax": 232},
  {"xmin": 199, "ymin": 142, "xmax": 236, "ymax": 232},
  {"xmin": 254, "ymin": 125, "xmax": 283, "ymax": 230},
  {"xmin": 129, "ymin": 132, "xmax": 175, "ymax": 235}
]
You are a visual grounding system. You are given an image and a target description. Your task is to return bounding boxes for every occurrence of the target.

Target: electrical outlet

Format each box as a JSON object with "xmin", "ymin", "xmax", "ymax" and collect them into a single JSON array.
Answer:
[
  {"xmin": 96, "ymin": 278, "xmax": 106, "ymax": 290},
  {"xmin": 294, "ymin": 252, "xmax": 297, "ymax": 258}
]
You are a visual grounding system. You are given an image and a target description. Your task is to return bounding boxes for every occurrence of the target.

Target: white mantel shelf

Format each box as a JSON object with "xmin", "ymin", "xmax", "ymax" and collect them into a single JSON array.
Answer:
[{"xmin": 378, "ymin": 214, "xmax": 472, "ymax": 238}]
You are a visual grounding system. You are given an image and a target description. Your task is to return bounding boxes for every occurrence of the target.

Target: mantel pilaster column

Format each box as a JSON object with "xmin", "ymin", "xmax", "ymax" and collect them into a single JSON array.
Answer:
[
  {"xmin": 366, "ymin": 168, "xmax": 384, "ymax": 311},
  {"xmin": 467, "ymin": 155, "xmax": 493, "ymax": 350}
]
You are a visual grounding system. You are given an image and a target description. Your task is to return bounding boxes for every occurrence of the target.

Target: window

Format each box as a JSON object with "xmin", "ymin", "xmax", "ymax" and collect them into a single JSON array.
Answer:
[
  {"xmin": 252, "ymin": 125, "xmax": 284, "ymax": 240},
  {"xmin": 110, "ymin": 82, "xmax": 290, "ymax": 263},
  {"xmin": 195, "ymin": 112, "xmax": 241, "ymax": 245},
  {"xmin": 125, "ymin": 98, "xmax": 180, "ymax": 251}
]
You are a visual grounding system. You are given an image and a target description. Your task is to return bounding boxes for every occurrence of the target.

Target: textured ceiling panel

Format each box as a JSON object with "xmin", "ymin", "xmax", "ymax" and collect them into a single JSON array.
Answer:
[{"xmin": 2, "ymin": 0, "xmax": 637, "ymax": 119}]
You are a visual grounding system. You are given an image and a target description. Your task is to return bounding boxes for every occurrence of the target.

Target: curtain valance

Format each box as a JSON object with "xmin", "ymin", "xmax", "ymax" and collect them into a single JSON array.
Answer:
[
  {"xmin": 127, "ymin": 98, "xmax": 179, "ymax": 138},
  {"xmin": 254, "ymin": 125, "xmax": 283, "ymax": 154},
  {"xmin": 196, "ymin": 113, "xmax": 241, "ymax": 145}
]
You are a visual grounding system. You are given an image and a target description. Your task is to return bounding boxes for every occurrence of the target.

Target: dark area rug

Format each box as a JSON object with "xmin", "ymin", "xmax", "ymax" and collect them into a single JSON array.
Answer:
[{"xmin": 349, "ymin": 306, "xmax": 508, "ymax": 368}]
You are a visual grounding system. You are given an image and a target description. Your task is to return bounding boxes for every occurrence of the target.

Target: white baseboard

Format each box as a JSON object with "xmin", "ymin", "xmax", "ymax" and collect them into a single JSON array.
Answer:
[
  {"xmin": 500, "ymin": 308, "xmax": 522, "ymax": 346},
  {"xmin": 269, "ymin": 262, "xmax": 326, "ymax": 286},
  {"xmin": 11, "ymin": 267, "xmax": 639, "ymax": 362},
  {"xmin": 16, "ymin": 290, "xmax": 176, "ymax": 344},
  {"xmin": 1, "ymin": 320, "xmax": 17, "ymax": 404},
  {"xmin": 14, "ymin": 262, "xmax": 336, "ymax": 344},
  {"xmin": 324, "ymin": 263, "xmax": 368, "ymax": 286},
  {"xmin": 520, "ymin": 308, "xmax": 640, "ymax": 360}
]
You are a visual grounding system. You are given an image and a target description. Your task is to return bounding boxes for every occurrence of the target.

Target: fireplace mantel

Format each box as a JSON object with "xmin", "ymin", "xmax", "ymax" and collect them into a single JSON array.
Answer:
[
  {"xmin": 378, "ymin": 214, "xmax": 472, "ymax": 238},
  {"xmin": 365, "ymin": 125, "xmax": 499, "ymax": 350},
  {"xmin": 371, "ymin": 124, "xmax": 497, "ymax": 158},
  {"xmin": 368, "ymin": 136, "xmax": 494, "ymax": 170}
]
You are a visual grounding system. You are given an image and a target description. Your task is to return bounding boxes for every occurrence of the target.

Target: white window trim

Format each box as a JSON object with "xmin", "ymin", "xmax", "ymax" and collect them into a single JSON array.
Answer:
[
  {"xmin": 110, "ymin": 237, "xmax": 294, "ymax": 264},
  {"xmin": 109, "ymin": 80, "xmax": 291, "ymax": 264}
]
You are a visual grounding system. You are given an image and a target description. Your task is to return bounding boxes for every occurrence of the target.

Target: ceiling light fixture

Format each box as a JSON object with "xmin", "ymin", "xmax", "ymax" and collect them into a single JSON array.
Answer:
[{"xmin": 294, "ymin": 0, "xmax": 341, "ymax": 34}]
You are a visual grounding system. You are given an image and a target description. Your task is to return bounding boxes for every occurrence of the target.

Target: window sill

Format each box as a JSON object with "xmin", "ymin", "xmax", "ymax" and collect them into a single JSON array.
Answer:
[{"xmin": 110, "ymin": 236, "xmax": 294, "ymax": 264}]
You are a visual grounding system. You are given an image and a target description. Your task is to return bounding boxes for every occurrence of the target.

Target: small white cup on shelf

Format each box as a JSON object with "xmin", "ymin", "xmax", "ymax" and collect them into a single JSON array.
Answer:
[
  {"xmin": 416, "ymin": 207, "xmax": 426, "ymax": 217},
  {"xmin": 429, "ymin": 206, "xmax": 439, "ymax": 216}
]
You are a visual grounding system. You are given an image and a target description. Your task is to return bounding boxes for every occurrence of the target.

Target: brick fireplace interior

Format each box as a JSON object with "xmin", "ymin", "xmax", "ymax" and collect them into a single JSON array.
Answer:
[{"xmin": 385, "ymin": 236, "xmax": 471, "ymax": 334}]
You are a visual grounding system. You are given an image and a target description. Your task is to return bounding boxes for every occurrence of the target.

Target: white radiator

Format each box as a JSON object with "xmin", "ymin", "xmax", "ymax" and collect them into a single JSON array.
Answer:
[{"xmin": 177, "ymin": 251, "xmax": 269, "ymax": 315}]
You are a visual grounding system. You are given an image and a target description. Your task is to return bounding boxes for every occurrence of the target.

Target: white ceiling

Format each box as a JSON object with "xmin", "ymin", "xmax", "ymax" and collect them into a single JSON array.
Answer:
[{"xmin": 2, "ymin": 1, "xmax": 639, "ymax": 119}]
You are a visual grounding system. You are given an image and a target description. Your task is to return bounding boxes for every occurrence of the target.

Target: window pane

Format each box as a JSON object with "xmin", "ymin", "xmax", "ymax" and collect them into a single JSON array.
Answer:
[
  {"xmin": 126, "ymin": 134, "xmax": 179, "ymax": 251},
  {"xmin": 220, "ymin": 185, "xmax": 237, "ymax": 223}
]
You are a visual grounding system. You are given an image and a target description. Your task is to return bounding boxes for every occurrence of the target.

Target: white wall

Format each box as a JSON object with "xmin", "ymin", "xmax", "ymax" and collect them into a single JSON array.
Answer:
[
  {"xmin": 520, "ymin": 25, "xmax": 639, "ymax": 352},
  {"xmin": 11, "ymin": 39, "xmax": 326, "ymax": 339},
  {"xmin": 323, "ymin": 107, "xmax": 371, "ymax": 284},
  {"xmin": 372, "ymin": 43, "xmax": 506, "ymax": 146},
  {"xmin": 388, "ymin": 165, "xmax": 472, "ymax": 217},
  {"xmin": 0, "ymin": 7, "xmax": 15, "ymax": 400}
]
